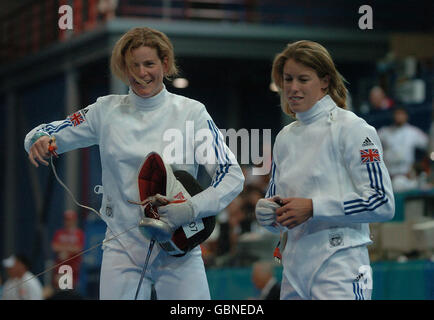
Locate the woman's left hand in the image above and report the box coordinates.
[275,198,313,229]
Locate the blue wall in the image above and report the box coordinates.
[206,260,434,300]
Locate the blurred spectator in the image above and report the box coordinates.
[378,107,429,190]
[240,184,266,234]
[242,165,272,194]
[206,174,277,267]
[1,254,43,300]
[369,86,394,111]
[251,261,280,300]
[98,0,118,21]
[216,196,249,257]
[244,184,265,203]
[51,210,85,289]
[201,186,262,267]
[204,176,271,267]
[200,221,221,267]
[242,184,264,215]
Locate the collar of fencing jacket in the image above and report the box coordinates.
[129,84,168,111]
[296,94,336,125]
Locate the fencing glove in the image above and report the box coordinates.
[255,196,284,234]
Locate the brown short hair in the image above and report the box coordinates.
[271,40,348,117]
[110,27,178,85]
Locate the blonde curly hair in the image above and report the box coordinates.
[110,27,179,87]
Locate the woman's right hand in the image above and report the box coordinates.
[28,135,57,167]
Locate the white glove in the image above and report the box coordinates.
[255,196,284,234]
[158,198,196,231]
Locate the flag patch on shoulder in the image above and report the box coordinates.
[360,149,380,163]
[68,110,86,127]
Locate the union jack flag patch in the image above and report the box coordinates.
[68,111,85,127]
[360,149,380,163]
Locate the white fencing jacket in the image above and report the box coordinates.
[266,95,395,298]
[24,86,244,265]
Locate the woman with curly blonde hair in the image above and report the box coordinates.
[25,27,244,300]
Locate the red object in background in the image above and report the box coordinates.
[52,226,85,287]
[73,0,83,35]
[85,0,98,30]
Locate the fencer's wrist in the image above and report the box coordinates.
[186,199,196,222]
[176,200,195,229]
[159,199,196,231]
[30,131,50,146]
[187,196,202,220]
[264,223,283,234]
